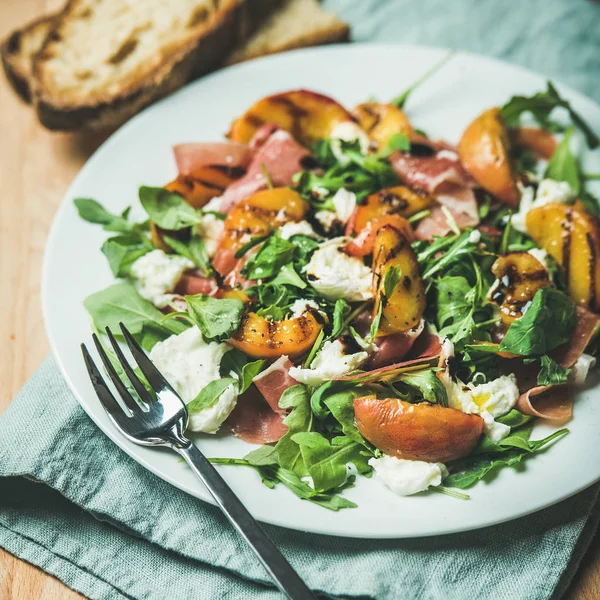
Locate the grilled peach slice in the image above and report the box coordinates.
[351,102,413,150]
[354,396,484,462]
[526,202,600,310]
[490,252,551,324]
[511,126,557,160]
[228,90,352,146]
[230,311,323,359]
[458,107,519,207]
[217,188,310,255]
[372,225,426,334]
[345,214,414,257]
[164,166,241,209]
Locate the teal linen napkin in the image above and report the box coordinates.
[3,0,600,597]
[1,358,600,600]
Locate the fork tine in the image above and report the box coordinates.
[104,327,154,409]
[119,323,175,394]
[81,343,131,422]
[91,333,140,414]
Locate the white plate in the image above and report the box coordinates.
[42,44,600,538]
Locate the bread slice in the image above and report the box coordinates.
[226,0,349,65]
[1,14,55,102]
[30,0,280,131]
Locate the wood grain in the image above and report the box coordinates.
[0,1,598,598]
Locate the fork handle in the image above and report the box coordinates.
[176,443,317,600]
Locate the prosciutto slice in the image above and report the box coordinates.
[516,386,573,422]
[365,321,425,369]
[219,129,310,213]
[174,273,218,296]
[173,142,251,175]
[227,386,288,444]
[253,356,297,413]
[552,307,600,368]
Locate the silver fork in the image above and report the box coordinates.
[81,323,317,600]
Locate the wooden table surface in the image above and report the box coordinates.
[1,1,600,598]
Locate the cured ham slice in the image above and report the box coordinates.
[253,356,297,413]
[219,129,310,213]
[365,321,425,369]
[552,307,600,368]
[173,142,251,175]
[516,386,573,422]
[227,386,288,444]
[174,273,218,296]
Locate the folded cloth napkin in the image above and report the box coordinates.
[3,1,600,598]
[1,358,600,600]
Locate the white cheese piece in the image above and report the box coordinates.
[195,213,224,257]
[368,455,448,496]
[149,328,236,433]
[315,209,338,232]
[306,238,373,301]
[441,373,519,443]
[330,121,370,157]
[290,298,320,318]
[331,188,357,224]
[130,249,194,308]
[571,353,597,386]
[202,196,224,212]
[512,178,574,233]
[289,339,369,386]
[278,220,319,240]
[468,229,482,244]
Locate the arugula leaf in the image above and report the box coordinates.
[242,236,296,280]
[187,378,236,413]
[370,265,403,340]
[496,409,533,429]
[184,294,245,342]
[74,198,141,233]
[239,359,267,394]
[501,81,599,149]
[499,287,577,356]
[329,299,351,340]
[399,369,449,407]
[444,428,569,489]
[101,234,151,277]
[290,432,372,492]
[244,445,279,466]
[274,385,313,475]
[163,234,213,276]
[139,186,202,230]
[544,127,580,195]
[376,133,411,158]
[321,384,368,444]
[84,283,186,343]
[269,263,307,289]
[537,355,571,386]
[234,235,269,259]
[436,276,475,344]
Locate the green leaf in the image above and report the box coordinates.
[239,359,267,394]
[163,234,213,276]
[187,378,236,413]
[139,186,202,230]
[290,432,372,492]
[242,236,296,280]
[544,127,580,195]
[101,235,150,277]
[184,294,245,342]
[383,265,403,299]
[537,355,571,386]
[436,275,475,345]
[496,409,533,429]
[84,284,186,341]
[369,302,384,341]
[377,133,411,158]
[274,385,313,475]
[400,369,449,407]
[499,287,577,356]
[234,235,269,259]
[329,299,351,340]
[321,384,368,444]
[244,445,279,466]
[269,263,307,289]
[74,198,135,232]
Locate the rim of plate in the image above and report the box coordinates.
[41,43,600,538]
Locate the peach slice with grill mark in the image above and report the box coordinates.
[354,396,484,463]
[229,311,323,359]
[458,107,518,207]
[228,89,353,147]
[525,201,600,310]
[371,225,426,335]
[351,102,413,150]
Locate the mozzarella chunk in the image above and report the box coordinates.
[195,213,224,256]
[278,220,319,240]
[130,249,194,308]
[330,121,370,157]
[571,353,597,386]
[290,298,320,318]
[289,339,369,386]
[441,373,519,443]
[306,238,373,301]
[202,196,224,212]
[149,328,236,433]
[315,209,338,232]
[331,188,357,224]
[368,455,448,496]
[512,178,574,233]
[468,229,481,244]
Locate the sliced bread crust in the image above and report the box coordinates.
[31,0,279,131]
[1,14,55,102]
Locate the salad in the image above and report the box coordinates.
[76,74,600,510]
